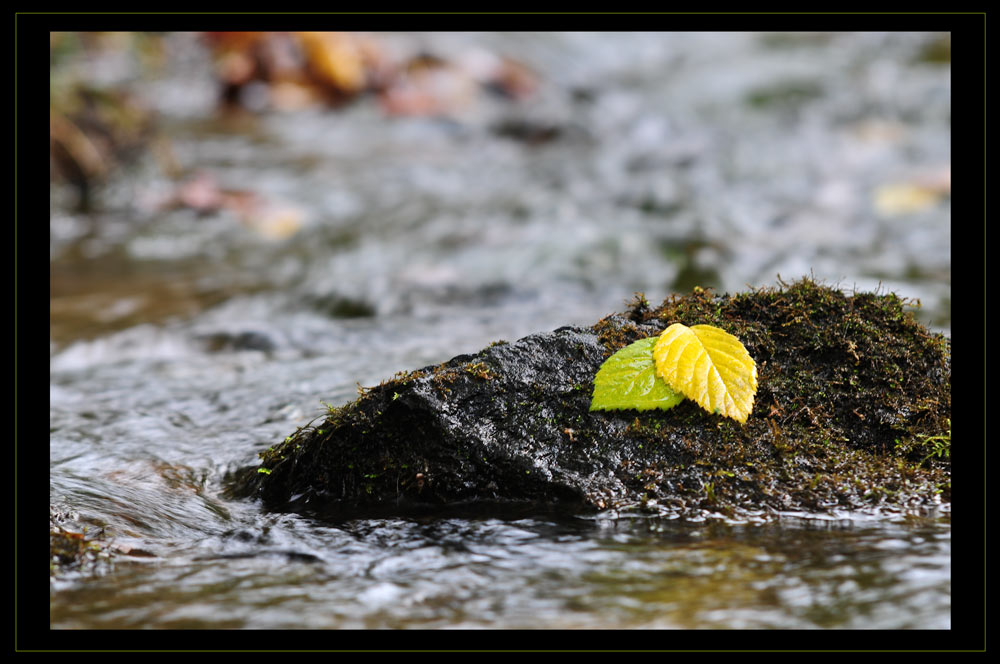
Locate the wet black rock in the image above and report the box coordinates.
[231,279,951,520]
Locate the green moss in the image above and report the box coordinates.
[594,315,642,354]
[896,419,951,468]
[465,361,499,380]
[608,277,950,515]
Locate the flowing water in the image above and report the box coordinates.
[48,32,951,630]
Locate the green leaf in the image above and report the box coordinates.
[652,323,757,423]
[590,337,685,412]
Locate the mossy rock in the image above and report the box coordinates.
[229,278,951,520]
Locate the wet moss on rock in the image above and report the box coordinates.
[229,278,951,520]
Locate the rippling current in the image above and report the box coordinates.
[48,32,952,632]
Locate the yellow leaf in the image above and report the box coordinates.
[873,182,942,217]
[652,323,758,423]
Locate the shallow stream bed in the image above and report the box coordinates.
[48,31,951,631]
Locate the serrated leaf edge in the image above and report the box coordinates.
[653,323,757,423]
[590,337,685,412]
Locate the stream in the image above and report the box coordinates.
[49,31,951,631]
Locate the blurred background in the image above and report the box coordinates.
[49,32,953,630]
[50,31,950,360]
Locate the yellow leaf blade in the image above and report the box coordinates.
[652,323,758,423]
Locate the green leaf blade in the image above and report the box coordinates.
[590,337,685,412]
